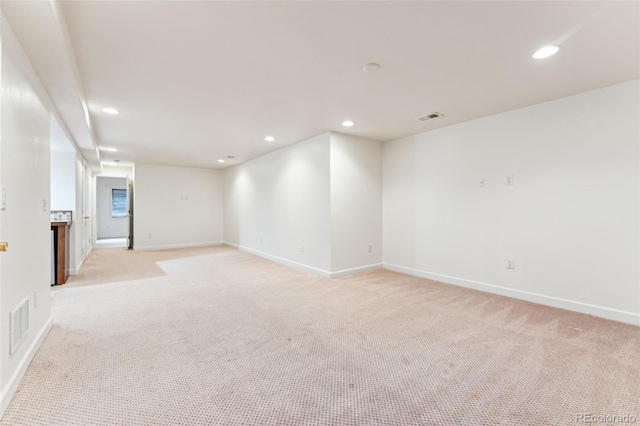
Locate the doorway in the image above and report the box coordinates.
[96,176,129,248]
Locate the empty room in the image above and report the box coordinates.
[0,1,638,425]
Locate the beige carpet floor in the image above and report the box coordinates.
[2,246,639,425]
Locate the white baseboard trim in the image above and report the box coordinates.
[133,241,223,251]
[225,243,382,279]
[235,244,332,278]
[383,263,640,326]
[330,263,383,278]
[69,258,84,276]
[1,316,53,418]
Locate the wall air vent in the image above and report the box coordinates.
[10,297,29,355]
[418,112,444,122]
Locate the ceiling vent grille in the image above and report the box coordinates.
[418,112,444,122]
[10,297,29,355]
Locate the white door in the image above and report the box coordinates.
[81,162,91,258]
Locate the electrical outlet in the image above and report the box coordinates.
[506,175,515,186]
[1,186,6,211]
[148,234,152,239]
[506,258,515,270]
[260,237,263,243]
[368,244,373,253]
[479,177,486,188]
[300,244,305,253]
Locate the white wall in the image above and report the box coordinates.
[97,164,133,180]
[0,16,53,415]
[96,176,128,239]
[383,79,640,325]
[330,134,382,275]
[50,150,76,211]
[134,164,223,250]
[224,133,332,274]
[223,132,383,277]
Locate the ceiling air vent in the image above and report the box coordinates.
[418,112,444,122]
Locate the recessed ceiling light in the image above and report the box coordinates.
[103,107,119,115]
[342,120,355,127]
[100,147,118,152]
[265,136,275,142]
[363,63,381,73]
[532,46,559,59]
[217,159,225,163]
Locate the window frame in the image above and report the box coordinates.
[111,188,128,219]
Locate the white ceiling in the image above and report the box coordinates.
[1,0,103,169]
[15,1,640,169]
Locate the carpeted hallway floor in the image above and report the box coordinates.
[1,246,639,425]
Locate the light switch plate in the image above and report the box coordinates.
[1,186,6,211]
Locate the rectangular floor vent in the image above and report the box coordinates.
[10,297,29,355]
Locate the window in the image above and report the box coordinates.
[111,188,128,218]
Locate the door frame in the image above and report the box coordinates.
[81,161,92,259]
[127,178,134,250]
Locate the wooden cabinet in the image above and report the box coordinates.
[51,222,70,285]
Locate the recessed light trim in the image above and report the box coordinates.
[264,136,275,142]
[217,159,225,163]
[103,107,120,115]
[532,46,559,59]
[342,120,355,127]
